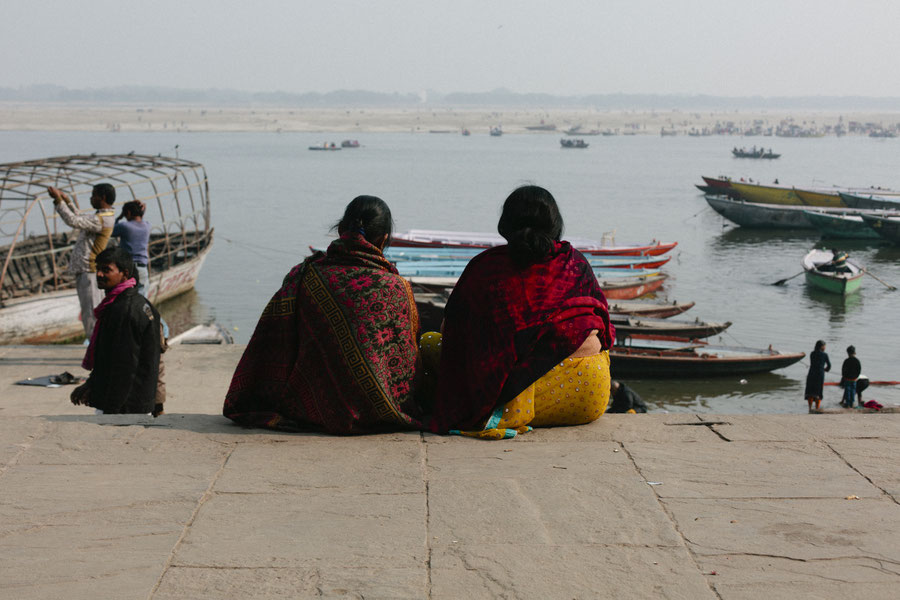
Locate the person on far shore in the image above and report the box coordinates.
[70,247,162,414]
[840,345,862,408]
[804,340,830,413]
[48,184,117,337]
[222,195,424,434]
[428,185,616,439]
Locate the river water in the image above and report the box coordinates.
[3,129,899,413]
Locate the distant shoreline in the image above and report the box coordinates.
[2,104,900,135]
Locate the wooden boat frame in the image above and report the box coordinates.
[0,154,212,343]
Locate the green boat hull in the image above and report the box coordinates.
[805,270,863,295]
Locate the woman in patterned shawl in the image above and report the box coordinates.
[223,196,424,434]
[428,185,616,439]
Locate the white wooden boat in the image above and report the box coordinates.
[391,229,677,256]
[0,154,213,344]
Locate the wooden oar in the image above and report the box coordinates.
[849,261,897,291]
[772,271,805,286]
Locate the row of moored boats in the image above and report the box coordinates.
[699,175,900,296]
[380,229,805,378]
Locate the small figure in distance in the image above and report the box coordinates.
[840,345,862,408]
[804,340,830,413]
[48,184,117,337]
[70,247,162,414]
[608,380,649,413]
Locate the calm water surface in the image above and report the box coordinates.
[3,130,899,413]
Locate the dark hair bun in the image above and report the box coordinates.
[498,186,563,267]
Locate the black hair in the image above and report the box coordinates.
[333,195,394,248]
[814,340,826,352]
[497,185,564,267]
[847,345,856,355]
[96,247,136,284]
[93,183,116,205]
[123,200,145,217]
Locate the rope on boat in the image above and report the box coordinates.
[221,236,298,257]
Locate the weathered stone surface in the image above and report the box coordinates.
[427,441,683,547]
[154,566,426,599]
[214,437,424,495]
[665,498,900,561]
[174,492,426,568]
[697,555,900,600]
[717,414,900,442]
[627,440,882,498]
[826,437,900,498]
[1,346,898,599]
[430,544,717,600]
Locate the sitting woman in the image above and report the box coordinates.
[223,196,424,434]
[427,185,616,439]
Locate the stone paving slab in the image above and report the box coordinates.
[430,544,717,600]
[697,555,900,600]
[665,498,900,561]
[174,491,426,569]
[154,566,426,599]
[626,440,883,499]
[2,345,899,599]
[828,437,900,498]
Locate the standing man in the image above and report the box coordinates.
[48,184,117,337]
[840,345,862,408]
[70,247,161,414]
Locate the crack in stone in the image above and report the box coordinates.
[621,441,725,600]
[421,432,432,600]
[0,422,49,480]
[824,441,899,506]
[147,444,237,600]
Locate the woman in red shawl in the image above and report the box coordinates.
[428,186,615,439]
[223,196,424,434]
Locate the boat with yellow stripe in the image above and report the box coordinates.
[730,181,900,208]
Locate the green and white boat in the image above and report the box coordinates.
[802,249,863,295]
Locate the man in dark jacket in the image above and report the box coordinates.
[840,345,862,408]
[70,247,161,414]
[608,380,649,413]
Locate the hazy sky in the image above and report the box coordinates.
[4,0,900,97]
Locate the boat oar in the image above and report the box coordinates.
[772,271,805,286]
[850,262,897,291]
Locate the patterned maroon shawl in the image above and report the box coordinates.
[429,241,615,432]
[223,233,424,434]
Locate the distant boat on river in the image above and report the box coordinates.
[560,138,589,149]
[732,146,780,159]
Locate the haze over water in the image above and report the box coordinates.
[3,130,899,414]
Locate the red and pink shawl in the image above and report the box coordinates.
[223,234,424,434]
[429,241,615,432]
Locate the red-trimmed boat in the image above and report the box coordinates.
[610,334,805,378]
[392,229,677,257]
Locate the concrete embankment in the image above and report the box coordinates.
[1,345,898,599]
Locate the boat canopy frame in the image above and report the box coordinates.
[0,154,211,305]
